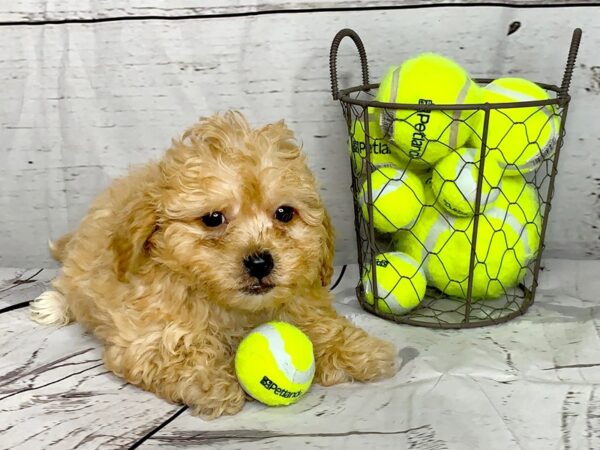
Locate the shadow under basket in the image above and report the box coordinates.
[329,27,582,329]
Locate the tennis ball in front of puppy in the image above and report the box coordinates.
[431,147,503,217]
[359,166,425,233]
[235,321,315,406]
[362,252,426,314]
[376,54,483,169]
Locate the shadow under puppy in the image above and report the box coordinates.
[31,111,396,419]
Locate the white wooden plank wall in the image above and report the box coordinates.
[1,1,599,22]
[0,2,599,267]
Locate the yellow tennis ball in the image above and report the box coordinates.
[235,321,315,406]
[362,252,426,314]
[393,189,450,267]
[395,179,534,299]
[431,147,503,217]
[392,173,439,265]
[376,54,483,169]
[359,166,425,233]
[348,108,425,174]
[470,77,560,175]
[490,175,542,267]
[424,213,525,299]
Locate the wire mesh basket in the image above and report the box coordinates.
[329,27,582,329]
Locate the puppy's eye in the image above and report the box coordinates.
[201,211,225,228]
[274,206,295,223]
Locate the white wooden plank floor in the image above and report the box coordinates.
[0,268,58,310]
[1,260,599,449]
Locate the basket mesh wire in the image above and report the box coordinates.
[330,28,582,328]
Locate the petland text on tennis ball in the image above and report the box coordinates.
[376,53,483,169]
[348,107,401,173]
[235,321,315,406]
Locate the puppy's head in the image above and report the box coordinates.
[114,111,334,311]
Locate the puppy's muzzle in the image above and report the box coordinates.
[243,251,274,280]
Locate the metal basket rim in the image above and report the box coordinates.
[338,79,566,111]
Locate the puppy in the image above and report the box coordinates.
[31,111,396,419]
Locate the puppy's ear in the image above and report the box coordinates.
[110,190,158,281]
[319,209,336,287]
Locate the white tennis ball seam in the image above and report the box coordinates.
[485,83,558,172]
[485,83,538,103]
[389,66,401,103]
[421,212,456,279]
[453,148,478,199]
[253,323,315,385]
[485,207,535,259]
[379,66,402,140]
[447,148,502,214]
[394,252,426,276]
[449,78,474,149]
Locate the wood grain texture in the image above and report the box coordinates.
[0,7,599,267]
[1,1,598,22]
[0,259,599,449]
[0,309,180,450]
[0,268,57,309]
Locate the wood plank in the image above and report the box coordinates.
[0,308,180,450]
[1,1,598,23]
[0,259,598,448]
[0,268,29,289]
[0,268,57,309]
[0,7,598,268]
[142,382,600,450]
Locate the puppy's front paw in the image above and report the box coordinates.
[314,357,353,386]
[345,334,397,382]
[187,375,246,419]
[315,332,396,386]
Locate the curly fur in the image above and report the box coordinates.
[31,111,396,419]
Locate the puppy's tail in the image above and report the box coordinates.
[49,232,73,262]
[30,291,74,326]
[32,233,75,326]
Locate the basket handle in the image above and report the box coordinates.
[329,28,370,100]
[559,28,583,104]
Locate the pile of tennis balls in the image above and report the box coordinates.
[350,52,557,313]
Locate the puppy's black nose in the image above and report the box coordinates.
[243,251,274,280]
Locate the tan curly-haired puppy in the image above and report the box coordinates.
[31,111,396,419]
